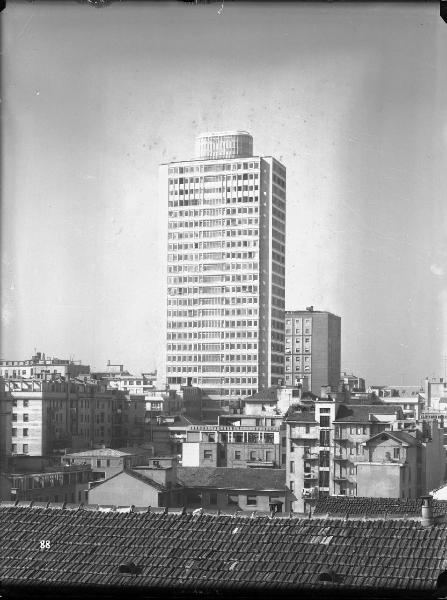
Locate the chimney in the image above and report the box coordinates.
[421,496,434,527]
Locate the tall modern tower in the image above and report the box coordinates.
[161,131,286,401]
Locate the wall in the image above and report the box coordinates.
[185,487,285,513]
[88,472,161,506]
[356,463,403,497]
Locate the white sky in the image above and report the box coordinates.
[2,1,447,386]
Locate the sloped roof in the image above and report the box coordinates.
[2,505,447,592]
[65,448,135,458]
[90,469,166,492]
[244,386,279,402]
[365,430,421,447]
[177,467,286,491]
[334,404,402,423]
[313,496,447,517]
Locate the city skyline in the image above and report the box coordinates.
[2,2,447,385]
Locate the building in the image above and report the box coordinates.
[162,131,286,401]
[182,421,282,468]
[285,308,341,395]
[63,447,153,480]
[285,396,445,513]
[3,377,128,456]
[4,498,447,595]
[0,351,90,380]
[177,466,288,513]
[424,377,447,411]
[88,456,181,507]
[0,464,95,504]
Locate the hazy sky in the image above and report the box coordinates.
[2,1,447,386]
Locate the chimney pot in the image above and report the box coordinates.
[421,495,434,527]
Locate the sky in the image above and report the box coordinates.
[1,1,447,386]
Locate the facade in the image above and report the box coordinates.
[0,351,90,380]
[182,422,282,468]
[286,397,445,513]
[63,447,152,480]
[162,131,286,400]
[88,456,181,507]
[284,309,341,395]
[0,464,94,504]
[3,377,129,456]
[178,466,287,512]
[424,377,447,411]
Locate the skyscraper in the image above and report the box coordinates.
[284,309,341,396]
[161,131,286,401]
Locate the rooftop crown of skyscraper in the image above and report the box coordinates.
[195,131,253,160]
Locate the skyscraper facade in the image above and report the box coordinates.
[284,309,341,396]
[161,131,286,400]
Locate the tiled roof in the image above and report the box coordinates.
[244,386,279,402]
[334,404,403,423]
[177,467,286,491]
[1,505,447,592]
[313,496,447,517]
[65,448,134,458]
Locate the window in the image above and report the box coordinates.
[319,471,329,487]
[209,492,217,506]
[320,430,330,446]
[106,460,111,467]
[96,460,102,467]
[23,414,29,422]
[203,450,213,459]
[290,461,294,473]
[319,451,330,467]
[249,451,256,460]
[320,416,330,428]
[12,428,17,437]
[23,428,28,437]
[23,444,29,454]
[11,443,17,453]
[246,495,257,506]
[394,447,400,460]
[23,400,29,407]
[290,481,295,493]
[228,494,239,506]
[266,451,272,461]
[12,414,17,422]
[234,450,241,460]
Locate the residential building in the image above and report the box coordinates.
[3,377,128,456]
[162,130,286,400]
[285,395,445,512]
[284,308,341,395]
[182,421,282,468]
[340,372,366,394]
[0,464,95,504]
[177,467,288,512]
[63,447,153,480]
[88,456,181,507]
[424,377,447,411]
[0,351,90,380]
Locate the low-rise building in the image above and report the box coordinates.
[177,467,288,513]
[63,447,153,480]
[0,464,95,504]
[0,351,90,380]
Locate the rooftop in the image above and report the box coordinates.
[177,467,286,491]
[1,504,447,594]
[313,496,447,518]
[334,404,403,423]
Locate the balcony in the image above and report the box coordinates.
[291,430,318,440]
[302,488,318,500]
[333,454,348,461]
[303,452,319,460]
[333,474,348,482]
[303,471,318,480]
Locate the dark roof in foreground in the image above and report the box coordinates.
[314,496,447,517]
[177,467,286,490]
[2,503,447,595]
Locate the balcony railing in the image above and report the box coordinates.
[303,452,319,460]
[302,489,318,500]
[333,454,348,461]
[303,471,318,480]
